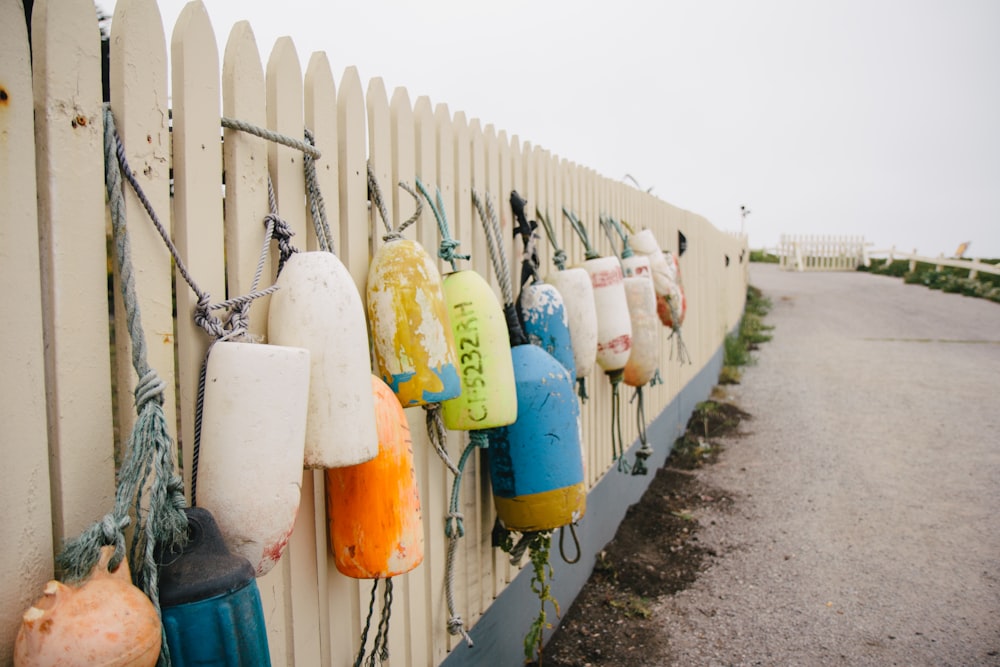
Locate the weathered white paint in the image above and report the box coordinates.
[548,267,599,380]
[582,255,633,373]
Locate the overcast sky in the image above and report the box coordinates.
[106,0,1000,258]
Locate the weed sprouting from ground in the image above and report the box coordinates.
[720,286,773,383]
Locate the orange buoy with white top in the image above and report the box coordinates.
[326,376,423,578]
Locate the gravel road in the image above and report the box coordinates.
[656,264,1000,666]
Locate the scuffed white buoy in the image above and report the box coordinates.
[621,255,660,387]
[268,252,378,468]
[583,255,632,373]
[547,267,598,382]
[195,341,310,577]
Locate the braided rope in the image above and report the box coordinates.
[221,116,321,158]
[303,127,335,254]
[367,162,423,242]
[471,189,513,305]
[563,207,599,260]
[537,209,568,271]
[415,177,469,270]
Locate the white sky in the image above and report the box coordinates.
[106,0,1000,258]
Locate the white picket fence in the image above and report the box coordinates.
[778,234,866,271]
[864,247,1000,278]
[1,1,748,664]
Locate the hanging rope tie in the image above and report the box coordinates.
[563,207,600,261]
[600,215,633,260]
[558,520,582,564]
[367,161,422,242]
[473,189,527,346]
[415,177,470,271]
[55,105,190,667]
[629,387,653,476]
[537,209,568,271]
[221,116,322,159]
[354,578,394,667]
[302,127,336,254]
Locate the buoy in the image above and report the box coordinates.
[488,343,587,531]
[546,267,598,378]
[583,254,632,372]
[326,376,423,578]
[476,190,586,533]
[367,237,461,407]
[517,282,576,377]
[510,193,576,377]
[622,256,660,388]
[658,250,687,328]
[15,547,160,667]
[268,251,378,468]
[441,269,518,430]
[195,341,310,577]
[158,508,271,666]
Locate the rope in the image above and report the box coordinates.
[367,161,422,242]
[630,387,653,476]
[537,208,568,271]
[415,177,469,270]
[472,188,528,346]
[608,370,630,473]
[191,176,284,504]
[303,127,335,254]
[443,432,487,647]
[600,214,632,260]
[221,116,321,158]
[577,377,589,402]
[354,579,379,667]
[562,207,599,260]
[558,521,582,564]
[57,105,190,667]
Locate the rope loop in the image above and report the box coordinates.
[368,162,423,241]
[537,209,567,271]
[303,127,335,254]
[134,369,166,412]
[563,207,599,260]
[558,521,582,564]
[415,177,469,270]
[221,116,321,158]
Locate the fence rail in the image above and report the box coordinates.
[864,247,1000,278]
[1,1,747,665]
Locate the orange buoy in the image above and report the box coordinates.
[326,376,423,578]
[15,547,160,667]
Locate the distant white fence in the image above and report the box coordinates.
[864,247,1000,278]
[778,234,866,271]
[1,1,748,665]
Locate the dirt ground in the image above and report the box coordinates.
[539,401,749,667]
[538,265,1000,667]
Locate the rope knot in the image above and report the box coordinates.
[133,369,166,411]
[438,237,469,265]
[266,212,298,273]
[194,293,226,339]
[553,248,568,271]
[445,511,465,539]
[447,615,474,646]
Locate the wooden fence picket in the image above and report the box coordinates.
[1,4,53,661]
[28,0,115,552]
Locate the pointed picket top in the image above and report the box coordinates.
[434,103,455,276]
[389,86,417,239]
[222,19,271,340]
[469,119,488,275]
[367,76,394,250]
[337,66,368,289]
[266,36,307,241]
[413,95,440,255]
[171,0,224,503]
[304,51,338,253]
[109,0,176,451]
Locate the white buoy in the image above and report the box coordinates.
[629,229,673,298]
[268,252,379,468]
[583,255,632,372]
[195,341,310,577]
[547,267,598,381]
[622,257,660,387]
